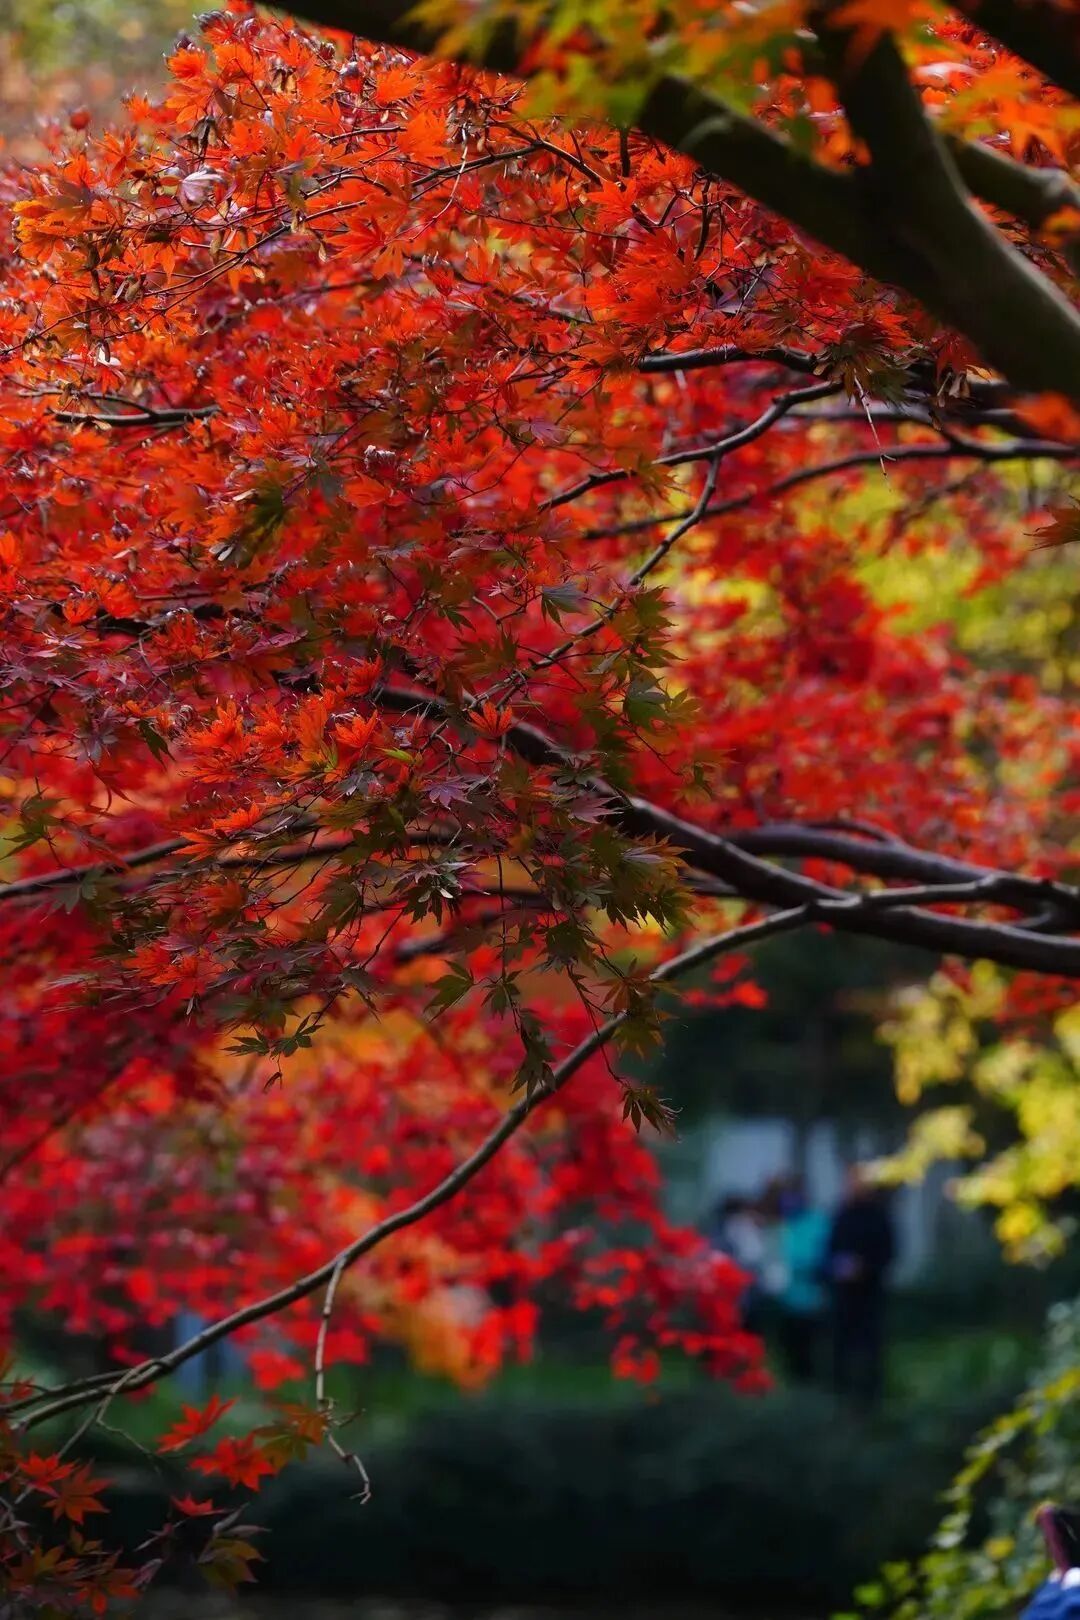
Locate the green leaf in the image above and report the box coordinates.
[136,717,172,761]
[426,964,473,1014]
[540,581,588,624]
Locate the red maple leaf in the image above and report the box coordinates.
[157,1394,236,1454]
[48,1464,108,1524]
[171,1493,221,1517]
[191,1436,277,1490]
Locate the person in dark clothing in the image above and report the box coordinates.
[826,1165,896,1409]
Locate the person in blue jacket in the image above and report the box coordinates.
[770,1174,829,1384]
[1024,1505,1080,1617]
[1025,1576,1080,1618]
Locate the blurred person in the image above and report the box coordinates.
[711,1193,767,1332]
[1024,1505,1080,1617]
[771,1174,829,1384]
[713,1193,766,1271]
[827,1164,897,1409]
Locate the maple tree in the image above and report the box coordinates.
[0,0,1077,1608]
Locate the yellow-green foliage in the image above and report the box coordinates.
[0,0,190,68]
[846,1300,1080,1620]
[877,969,1080,1263]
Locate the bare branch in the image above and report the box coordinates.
[541,379,840,514]
[583,437,1078,544]
[730,823,1078,904]
[52,404,219,429]
[16,907,807,1430]
[637,344,822,378]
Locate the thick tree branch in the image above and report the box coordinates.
[955,0,1080,100]
[619,796,1080,975]
[817,21,1080,396]
[946,134,1080,244]
[272,0,1080,402]
[731,823,1080,921]
[635,76,960,332]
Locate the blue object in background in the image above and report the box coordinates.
[173,1308,245,1395]
[779,1205,829,1315]
[1023,1578,1080,1617]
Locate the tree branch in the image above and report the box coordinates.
[541,379,840,513]
[946,134,1080,246]
[374,684,1080,976]
[637,344,822,378]
[0,829,440,907]
[955,0,1080,100]
[15,907,805,1430]
[272,0,1080,401]
[733,823,1080,921]
[816,19,1080,396]
[51,404,218,429]
[634,75,958,328]
[582,437,1077,543]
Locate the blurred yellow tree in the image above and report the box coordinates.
[877,966,1080,1262]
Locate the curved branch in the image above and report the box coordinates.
[15,687,1080,978]
[582,436,1077,543]
[636,348,1056,433]
[541,379,839,513]
[620,794,1080,975]
[524,379,838,680]
[16,907,806,1430]
[51,404,219,429]
[637,344,822,378]
[732,823,1080,921]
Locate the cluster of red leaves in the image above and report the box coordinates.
[0,2,1073,1607]
[0,1370,136,1615]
